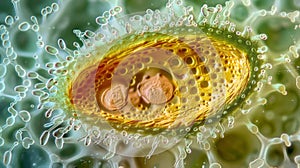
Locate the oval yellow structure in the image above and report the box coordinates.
[68,27,253,131]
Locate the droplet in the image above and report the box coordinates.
[19,110,31,122]
[46,78,57,89]
[1,33,9,41]
[14,85,28,93]
[227,116,235,128]
[296,76,300,89]
[45,45,58,55]
[3,151,12,165]
[7,107,17,116]
[84,30,95,38]
[43,123,53,129]
[15,65,26,77]
[41,8,47,16]
[18,22,31,31]
[30,16,38,24]
[57,39,66,50]
[96,16,107,25]
[2,58,10,65]
[6,116,15,126]
[73,42,80,49]
[73,29,82,37]
[11,0,20,4]
[34,83,46,89]
[241,0,251,6]
[8,52,17,60]
[52,128,65,139]
[295,155,300,164]
[45,6,52,14]
[84,136,91,146]
[210,163,222,168]
[22,137,34,149]
[2,40,11,48]
[51,3,59,12]
[55,138,64,149]
[248,123,259,134]
[5,15,14,26]
[36,40,44,48]
[40,131,50,146]
[114,6,122,13]
[0,64,6,78]
[280,133,291,147]
[103,11,110,19]
[32,90,44,96]
[31,24,40,32]
[0,81,5,92]
[15,130,22,141]
[249,158,264,168]
[0,137,4,146]
[6,47,14,56]
[45,109,54,118]
[23,80,31,89]
[27,72,38,79]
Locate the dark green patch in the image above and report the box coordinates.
[2,124,24,143]
[283,117,299,135]
[58,144,79,160]
[257,17,300,52]
[3,64,22,95]
[0,1,14,25]
[280,0,300,12]
[185,0,228,7]
[49,0,110,50]
[216,133,249,161]
[18,98,37,112]
[124,0,168,14]
[286,142,300,163]
[23,0,58,21]
[0,96,14,125]
[52,162,63,168]
[266,144,284,167]
[13,31,37,52]
[294,57,300,74]
[230,4,249,22]
[215,126,261,166]
[250,110,281,138]
[67,156,96,168]
[16,56,36,70]
[185,149,209,168]
[252,0,275,10]
[18,145,50,168]
[265,89,299,115]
